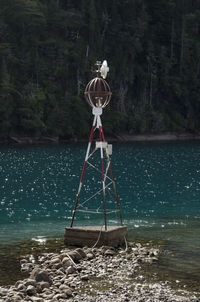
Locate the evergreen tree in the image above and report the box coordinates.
[0,0,199,139]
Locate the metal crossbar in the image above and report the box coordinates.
[87,161,112,182]
[76,209,119,214]
[87,147,97,160]
[77,181,113,208]
[70,113,123,229]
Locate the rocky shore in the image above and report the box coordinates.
[0,242,199,302]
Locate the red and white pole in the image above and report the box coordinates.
[97,115,107,230]
[70,114,97,228]
[101,127,123,226]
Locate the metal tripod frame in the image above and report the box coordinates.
[70,111,123,231]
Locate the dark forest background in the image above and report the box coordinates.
[0,0,200,140]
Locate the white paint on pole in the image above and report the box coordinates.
[77,182,82,196]
[85,142,91,161]
[93,114,97,126]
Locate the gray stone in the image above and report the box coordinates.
[63,288,73,297]
[0,288,7,296]
[24,279,36,287]
[76,265,82,272]
[21,263,34,273]
[86,253,94,260]
[26,285,36,296]
[62,257,71,268]
[53,262,63,269]
[104,249,115,256]
[30,297,44,302]
[17,284,26,292]
[59,284,69,291]
[53,293,64,299]
[20,259,28,265]
[38,281,50,290]
[66,265,77,275]
[10,295,21,302]
[68,250,82,261]
[75,248,87,259]
[68,282,76,288]
[30,269,52,285]
[41,293,54,300]
[50,257,61,266]
[81,274,89,281]
[15,281,22,288]
[56,268,65,276]
[150,249,159,257]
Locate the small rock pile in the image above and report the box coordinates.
[0,242,199,302]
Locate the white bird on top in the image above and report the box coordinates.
[100,60,109,79]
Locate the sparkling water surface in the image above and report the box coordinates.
[0,141,200,287]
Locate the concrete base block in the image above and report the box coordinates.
[64,226,127,247]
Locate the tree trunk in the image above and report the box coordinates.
[117,80,128,116]
[180,15,185,74]
[196,60,200,76]
[86,45,89,57]
[101,12,110,42]
[148,59,153,106]
[77,68,81,96]
[149,72,153,106]
[170,18,174,64]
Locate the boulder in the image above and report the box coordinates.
[62,257,71,268]
[30,269,52,285]
[68,250,82,262]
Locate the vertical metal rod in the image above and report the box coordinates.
[101,127,123,226]
[98,117,107,231]
[70,115,96,227]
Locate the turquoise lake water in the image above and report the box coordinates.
[0,141,200,288]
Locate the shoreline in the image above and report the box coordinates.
[0,132,200,145]
[0,241,199,302]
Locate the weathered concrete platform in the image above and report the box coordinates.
[64,226,127,247]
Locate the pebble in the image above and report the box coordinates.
[0,243,199,302]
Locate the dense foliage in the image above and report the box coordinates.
[0,0,200,139]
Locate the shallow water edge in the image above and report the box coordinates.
[1,241,199,302]
[0,236,200,298]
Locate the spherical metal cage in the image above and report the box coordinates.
[84,77,112,108]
